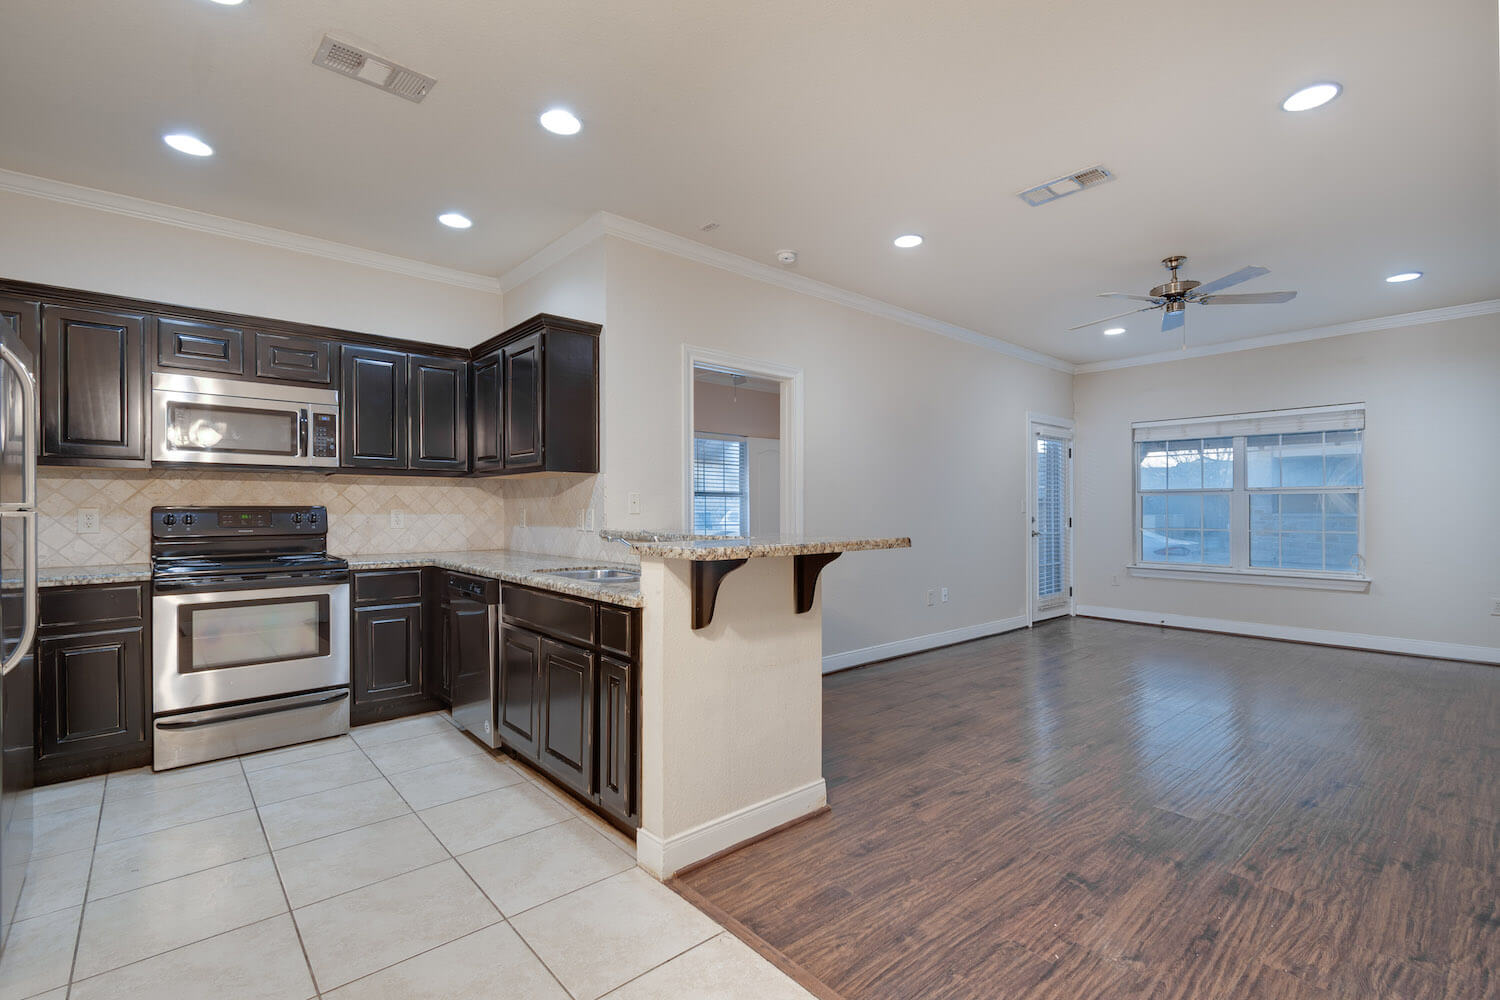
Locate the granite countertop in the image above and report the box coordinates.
[37,563,153,588]
[342,549,644,608]
[601,531,912,561]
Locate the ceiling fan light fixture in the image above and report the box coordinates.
[1281,82,1341,112]
[1385,271,1422,283]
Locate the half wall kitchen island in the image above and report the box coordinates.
[607,533,910,877]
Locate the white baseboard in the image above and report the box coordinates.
[635,778,827,879]
[1076,605,1500,665]
[821,616,1029,673]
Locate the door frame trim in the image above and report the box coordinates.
[681,346,805,535]
[1026,412,1075,627]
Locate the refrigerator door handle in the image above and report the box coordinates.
[1,511,37,677]
[0,336,38,511]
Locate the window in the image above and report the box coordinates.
[1132,405,1366,582]
[692,433,748,536]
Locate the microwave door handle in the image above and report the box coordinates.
[298,409,309,457]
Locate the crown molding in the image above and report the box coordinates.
[0,168,503,295]
[1074,298,1500,374]
[501,211,1076,373]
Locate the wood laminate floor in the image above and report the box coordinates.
[675,618,1500,1000]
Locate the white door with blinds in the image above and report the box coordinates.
[1030,421,1074,622]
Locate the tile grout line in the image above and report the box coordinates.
[61,785,106,997]
[594,931,732,999]
[245,755,326,1000]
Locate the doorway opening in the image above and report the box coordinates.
[1028,414,1075,624]
[683,348,803,537]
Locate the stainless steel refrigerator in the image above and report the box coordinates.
[0,322,37,957]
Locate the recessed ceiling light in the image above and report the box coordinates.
[437,212,473,230]
[1281,82,1341,112]
[1103,327,1126,336]
[162,133,213,157]
[207,0,245,6]
[893,234,923,248]
[1385,271,1422,283]
[539,108,581,136]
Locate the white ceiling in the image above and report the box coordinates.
[2,0,1496,365]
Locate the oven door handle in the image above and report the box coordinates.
[155,689,349,730]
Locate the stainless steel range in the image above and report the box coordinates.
[150,506,350,770]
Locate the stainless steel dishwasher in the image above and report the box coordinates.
[443,572,501,747]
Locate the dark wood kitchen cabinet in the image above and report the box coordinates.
[498,625,543,758]
[254,332,333,385]
[471,314,599,475]
[35,583,151,785]
[350,570,433,724]
[408,354,469,472]
[155,316,245,375]
[0,294,41,360]
[499,583,638,829]
[40,304,149,464]
[341,345,408,469]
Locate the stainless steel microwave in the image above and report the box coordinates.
[152,372,339,468]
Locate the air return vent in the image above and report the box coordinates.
[1017,165,1115,207]
[313,35,436,103]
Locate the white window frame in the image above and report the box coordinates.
[1128,406,1371,592]
[691,431,750,537]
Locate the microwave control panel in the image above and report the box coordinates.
[311,413,337,458]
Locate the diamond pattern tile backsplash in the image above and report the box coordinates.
[36,468,624,567]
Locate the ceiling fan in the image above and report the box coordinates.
[1070,255,1297,347]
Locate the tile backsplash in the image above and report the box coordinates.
[36,468,624,568]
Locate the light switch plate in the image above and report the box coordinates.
[77,509,100,534]
[941,587,950,603]
[1491,598,1500,616]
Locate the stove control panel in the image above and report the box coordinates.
[152,506,329,538]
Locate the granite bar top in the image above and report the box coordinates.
[37,563,153,588]
[342,549,644,608]
[601,531,912,561]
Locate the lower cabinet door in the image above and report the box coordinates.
[37,626,147,762]
[498,625,542,758]
[353,603,424,704]
[596,656,634,823]
[538,638,595,798]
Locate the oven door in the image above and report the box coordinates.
[151,375,339,468]
[153,579,350,713]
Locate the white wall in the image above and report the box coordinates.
[597,236,1073,661]
[1073,312,1500,661]
[0,189,502,347]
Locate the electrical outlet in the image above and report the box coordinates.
[628,492,642,516]
[519,508,526,528]
[77,509,99,534]
[580,507,595,532]
[927,589,936,607]
[1111,575,1120,587]
[1491,598,1500,616]
[389,510,405,530]
[941,587,950,603]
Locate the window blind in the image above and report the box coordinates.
[1133,404,1364,443]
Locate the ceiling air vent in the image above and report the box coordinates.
[313,35,436,103]
[1018,165,1115,207]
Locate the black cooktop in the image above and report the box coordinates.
[150,506,344,578]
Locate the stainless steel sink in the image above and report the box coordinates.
[539,567,641,583]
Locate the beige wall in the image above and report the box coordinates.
[0,189,502,348]
[1072,313,1500,659]
[597,237,1073,660]
[693,382,780,439]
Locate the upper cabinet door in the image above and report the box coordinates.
[41,305,148,463]
[255,332,334,385]
[408,354,469,472]
[502,332,543,470]
[471,350,502,473]
[155,317,245,375]
[0,294,41,361]
[340,345,408,469]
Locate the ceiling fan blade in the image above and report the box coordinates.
[1067,305,1159,332]
[1189,265,1269,298]
[1097,293,1163,303]
[1198,291,1298,305]
[1161,309,1185,334]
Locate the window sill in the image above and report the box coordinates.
[1126,564,1371,592]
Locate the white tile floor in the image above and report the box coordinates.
[0,713,815,1000]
